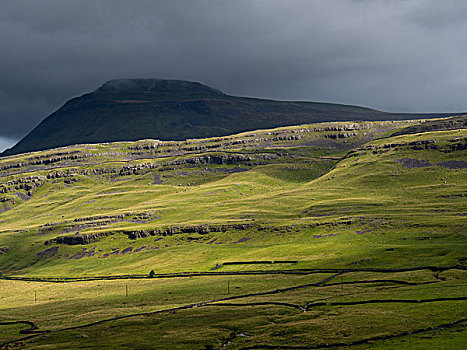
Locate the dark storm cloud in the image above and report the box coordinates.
[1,0,467,150]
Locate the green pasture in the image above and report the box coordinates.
[0,119,465,348]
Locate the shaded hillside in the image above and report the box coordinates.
[3,79,458,156]
[391,115,467,136]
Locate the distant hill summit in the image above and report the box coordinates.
[95,79,224,98]
[2,79,459,156]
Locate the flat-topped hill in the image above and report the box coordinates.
[3,79,459,156]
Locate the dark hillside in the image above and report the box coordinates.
[2,79,460,156]
[391,115,467,136]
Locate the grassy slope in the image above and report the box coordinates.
[0,119,465,276]
[0,118,465,348]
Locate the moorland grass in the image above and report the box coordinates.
[0,120,465,348]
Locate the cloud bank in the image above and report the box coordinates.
[1,0,466,150]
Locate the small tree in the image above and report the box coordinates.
[149,269,156,278]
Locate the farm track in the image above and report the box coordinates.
[1,266,466,348]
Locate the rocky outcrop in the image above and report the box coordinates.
[0,176,44,194]
[323,132,358,139]
[312,123,373,132]
[161,153,277,169]
[446,137,467,152]
[438,160,467,169]
[47,232,114,245]
[73,214,128,222]
[122,223,256,240]
[391,116,467,137]
[36,246,59,258]
[164,154,253,166]
[396,158,433,168]
[127,141,160,151]
[119,163,157,176]
[272,135,302,141]
[0,151,86,172]
[346,139,440,158]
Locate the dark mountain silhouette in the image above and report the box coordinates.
[2,79,460,156]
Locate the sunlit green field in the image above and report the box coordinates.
[1,269,465,349]
[0,119,465,348]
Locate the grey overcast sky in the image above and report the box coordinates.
[1,0,467,151]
